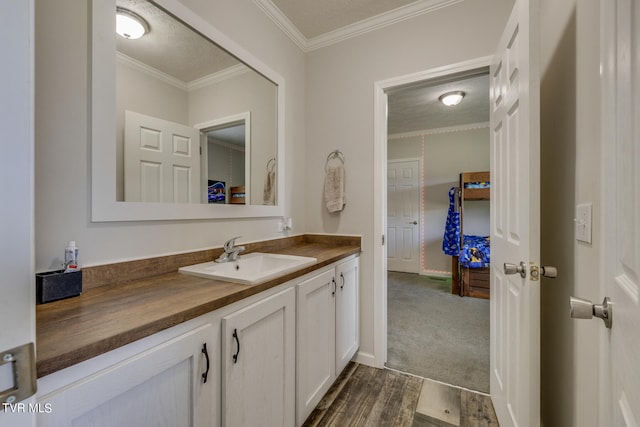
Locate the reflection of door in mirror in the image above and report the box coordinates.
[114,0,278,206]
[124,111,201,203]
[199,114,250,204]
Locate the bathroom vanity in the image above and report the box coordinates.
[35,235,360,427]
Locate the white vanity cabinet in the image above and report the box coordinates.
[37,320,218,427]
[335,257,360,374]
[221,287,296,427]
[296,256,359,426]
[35,252,358,427]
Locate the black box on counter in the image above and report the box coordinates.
[36,269,82,304]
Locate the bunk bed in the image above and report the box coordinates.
[448,171,491,299]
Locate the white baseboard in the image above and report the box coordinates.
[354,351,376,367]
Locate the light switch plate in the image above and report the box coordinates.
[575,203,592,243]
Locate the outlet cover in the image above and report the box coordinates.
[575,203,592,244]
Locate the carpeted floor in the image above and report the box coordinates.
[386,271,490,393]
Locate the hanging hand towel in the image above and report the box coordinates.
[263,170,276,205]
[324,164,346,213]
[442,187,461,256]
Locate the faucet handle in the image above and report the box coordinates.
[224,236,242,252]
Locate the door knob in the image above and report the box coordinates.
[504,261,527,278]
[408,221,417,225]
[570,296,612,329]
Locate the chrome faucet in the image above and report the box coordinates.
[215,236,246,263]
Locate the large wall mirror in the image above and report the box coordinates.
[92,0,284,221]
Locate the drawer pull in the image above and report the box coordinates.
[201,343,210,383]
[232,329,240,363]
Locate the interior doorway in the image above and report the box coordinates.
[383,65,492,392]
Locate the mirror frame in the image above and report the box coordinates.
[91,0,284,221]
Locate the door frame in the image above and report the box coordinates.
[373,56,492,367]
[195,111,252,204]
[386,157,423,274]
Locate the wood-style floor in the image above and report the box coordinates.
[304,363,499,427]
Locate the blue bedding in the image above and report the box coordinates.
[459,235,490,268]
[442,186,491,268]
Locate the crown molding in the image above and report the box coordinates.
[255,0,463,52]
[116,52,250,92]
[388,121,489,140]
[187,64,250,92]
[253,0,308,51]
[117,51,187,90]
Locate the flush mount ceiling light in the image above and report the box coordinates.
[439,91,465,107]
[116,8,149,40]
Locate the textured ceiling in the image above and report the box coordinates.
[387,72,490,135]
[116,0,239,82]
[270,0,418,38]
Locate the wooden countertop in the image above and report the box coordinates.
[36,235,361,378]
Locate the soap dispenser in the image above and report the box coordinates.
[64,240,79,272]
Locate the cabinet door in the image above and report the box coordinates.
[296,269,336,426]
[222,287,296,427]
[335,257,359,374]
[37,324,215,427]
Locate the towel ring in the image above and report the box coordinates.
[266,157,276,172]
[325,150,345,173]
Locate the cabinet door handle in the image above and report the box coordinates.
[232,329,240,363]
[201,343,210,383]
[331,278,336,296]
[340,272,345,290]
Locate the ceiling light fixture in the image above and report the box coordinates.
[439,91,465,107]
[116,8,149,40]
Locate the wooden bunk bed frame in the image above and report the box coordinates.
[451,171,490,299]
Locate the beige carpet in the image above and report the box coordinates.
[386,271,490,393]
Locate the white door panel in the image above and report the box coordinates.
[601,1,640,425]
[124,110,201,203]
[387,159,421,273]
[489,1,540,426]
[0,1,36,424]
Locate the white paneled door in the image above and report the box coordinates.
[124,111,201,203]
[387,159,421,273]
[489,1,540,426]
[601,1,640,425]
[0,0,37,425]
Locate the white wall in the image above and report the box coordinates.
[305,0,513,363]
[539,0,602,426]
[34,0,306,270]
[388,128,490,273]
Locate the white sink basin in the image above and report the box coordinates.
[178,252,317,285]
